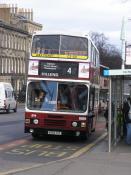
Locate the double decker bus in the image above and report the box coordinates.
[25,34,100,139]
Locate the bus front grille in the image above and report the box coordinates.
[44,119,66,127]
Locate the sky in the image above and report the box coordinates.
[1,0,131,49]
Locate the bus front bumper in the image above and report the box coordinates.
[25,127,87,137]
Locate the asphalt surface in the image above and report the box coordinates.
[0,114,107,175]
[6,138,130,175]
[1,111,130,175]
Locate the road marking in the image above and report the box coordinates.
[5,143,79,157]
[0,137,29,152]
[68,132,107,158]
[0,132,107,175]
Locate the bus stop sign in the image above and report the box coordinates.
[104,69,131,76]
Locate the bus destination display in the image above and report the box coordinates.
[39,61,78,78]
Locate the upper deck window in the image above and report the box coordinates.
[32,35,60,54]
[60,35,88,56]
[31,35,88,58]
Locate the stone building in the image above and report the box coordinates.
[0,4,42,95]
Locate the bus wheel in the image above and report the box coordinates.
[32,133,39,139]
[80,133,88,141]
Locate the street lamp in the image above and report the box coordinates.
[120,16,131,69]
[120,17,126,69]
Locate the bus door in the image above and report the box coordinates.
[88,86,97,132]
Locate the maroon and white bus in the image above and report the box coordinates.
[24,34,100,139]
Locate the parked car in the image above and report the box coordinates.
[0,82,17,113]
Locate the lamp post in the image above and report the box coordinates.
[120,16,131,69]
[120,16,126,69]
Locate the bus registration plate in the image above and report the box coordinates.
[48,131,62,135]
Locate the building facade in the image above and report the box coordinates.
[0,4,42,96]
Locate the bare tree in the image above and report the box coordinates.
[90,31,122,69]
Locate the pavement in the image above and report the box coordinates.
[7,113,131,175]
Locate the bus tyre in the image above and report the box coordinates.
[32,133,39,139]
[80,133,88,141]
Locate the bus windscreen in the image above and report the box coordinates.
[27,81,88,113]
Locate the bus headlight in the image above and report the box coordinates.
[33,119,39,125]
[81,122,86,128]
[72,121,78,127]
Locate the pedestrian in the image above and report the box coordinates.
[104,101,108,131]
[123,97,131,144]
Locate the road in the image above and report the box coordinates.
[0,107,27,144]
[0,106,106,175]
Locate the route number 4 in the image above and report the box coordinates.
[67,68,71,74]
